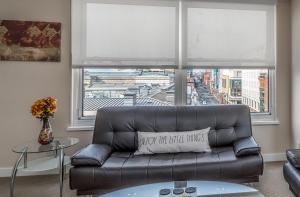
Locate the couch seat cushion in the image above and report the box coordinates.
[70,147,263,191]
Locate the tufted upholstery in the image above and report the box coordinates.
[283,149,300,196]
[93,105,252,150]
[70,105,263,196]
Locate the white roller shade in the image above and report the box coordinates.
[72,0,178,68]
[182,0,276,69]
[72,0,276,69]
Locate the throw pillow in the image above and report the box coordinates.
[134,128,211,155]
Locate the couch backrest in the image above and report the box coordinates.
[93,105,252,151]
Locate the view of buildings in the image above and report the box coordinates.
[187,69,269,113]
[83,68,269,116]
[83,69,175,116]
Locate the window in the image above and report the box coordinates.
[187,69,270,113]
[222,79,227,89]
[71,0,277,126]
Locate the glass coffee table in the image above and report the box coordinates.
[11,137,79,197]
[101,181,264,197]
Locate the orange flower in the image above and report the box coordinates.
[31,96,58,119]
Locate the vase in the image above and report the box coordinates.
[38,118,54,145]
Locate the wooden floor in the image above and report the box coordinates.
[0,162,294,197]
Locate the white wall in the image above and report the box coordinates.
[0,0,291,170]
[0,0,92,169]
[256,0,291,154]
[291,0,300,148]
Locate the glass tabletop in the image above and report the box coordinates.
[101,181,264,197]
[12,137,79,153]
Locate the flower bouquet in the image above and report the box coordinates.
[31,96,57,145]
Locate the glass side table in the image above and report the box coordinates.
[11,137,79,197]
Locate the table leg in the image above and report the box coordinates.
[54,140,60,158]
[10,148,27,197]
[23,151,27,168]
[59,147,65,197]
[64,165,67,179]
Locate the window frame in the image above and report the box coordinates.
[70,68,278,128]
[69,0,278,129]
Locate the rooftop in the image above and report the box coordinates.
[83,97,171,112]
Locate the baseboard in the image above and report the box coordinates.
[262,153,286,162]
[0,153,286,177]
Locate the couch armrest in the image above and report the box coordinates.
[233,137,261,157]
[287,149,300,168]
[71,144,112,167]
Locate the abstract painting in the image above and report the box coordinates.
[0,20,61,62]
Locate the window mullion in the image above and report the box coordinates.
[175,69,186,105]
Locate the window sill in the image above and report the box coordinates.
[252,120,280,126]
[66,125,94,131]
[67,120,280,132]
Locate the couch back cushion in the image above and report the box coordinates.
[93,105,252,151]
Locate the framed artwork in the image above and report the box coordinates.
[0,20,61,62]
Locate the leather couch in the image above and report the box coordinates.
[283,149,300,196]
[69,105,263,196]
